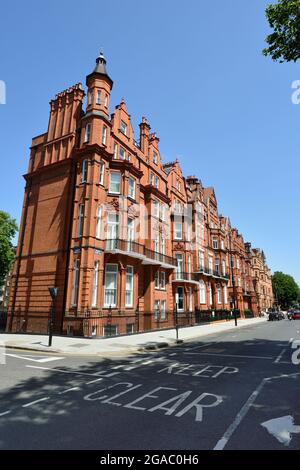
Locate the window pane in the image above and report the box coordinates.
[109,172,121,193]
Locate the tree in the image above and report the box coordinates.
[263,0,300,63]
[0,211,18,286]
[272,271,300,309]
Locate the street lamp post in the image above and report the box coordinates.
[174,293,179,342]
[48,287,58,347]
[108,304,112,337]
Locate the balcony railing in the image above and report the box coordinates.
[195,265,230,280]
[105,238,177,267]
[172,272,198,282]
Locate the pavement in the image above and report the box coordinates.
[0,316,267,356]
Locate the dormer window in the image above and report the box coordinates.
[96,90,101,104]
[153,151,158,164]
[120,120,127,135]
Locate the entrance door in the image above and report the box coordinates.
[176,286,184,311]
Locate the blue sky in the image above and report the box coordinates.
[0,0,299,284]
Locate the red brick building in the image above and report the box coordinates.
[8,53,270,337]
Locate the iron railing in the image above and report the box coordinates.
[105,238,177,267]
[195,265,230,280]
[172,272,198,282]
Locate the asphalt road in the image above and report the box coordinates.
[0,319,300,450]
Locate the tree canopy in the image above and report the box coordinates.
[0,211,18,286]
[272,271,300,309]
[263,0,300,63]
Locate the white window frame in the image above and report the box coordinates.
[120,120,127,135]
[154,271,160,289]
[176,286,184,311]
[71,259,80,306]
[128,177,135,199]
[96,206,102,239]
[174,221,182,240]
[81,159,88,183]
[161,300,166,320]
[208,256,213,274]
[125,266,134,307]
[99,161,104,185]
[159,203,165,221]
[160,271,166,290]
[200,280,206,304]
[78,204,84,238]
[109,171,121,194]
[113,142,118,159]
[102,125,107,145]
[153,151,158,164]
[213,238,218,249]
[92,261,99,307]
[96,90,101,104]
[153,199,159,218]
[85,123,91,143]
[175,253,183,279]
[189,287,193,312]
[199,251,205,270]
[104,264,118,307]
[224,285,228,304]
[217,285,222,304]
[119,147,126,160]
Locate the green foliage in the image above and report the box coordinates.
[272,271,300,309]
[263,0,300,62]
[0,211,18,286]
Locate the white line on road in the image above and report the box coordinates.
[274,349,287,364]
[85,378,104,385]
[58,387,81,395]
[4,353,65,363]
[0,410,11,417]
[26,365,116,377]
[214,380,267,450]
[213,371,300,450]
[22,397,50,408]
[184,352,273,360]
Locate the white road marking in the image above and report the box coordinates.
[4,353,65,363]
[274,349,287,364]
[26,365,119,378]
[85,378,104,385]
[0,410,11,417]
[58,387,80,395]
[261,415,300,446]
[214,380,266,450]
[184,352,273,360]
[214,371,300,450]
[22,397,50,408]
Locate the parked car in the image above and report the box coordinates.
[290,308,300,320]
[268,311,283,321]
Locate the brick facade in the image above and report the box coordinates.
[7,53,273,337]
